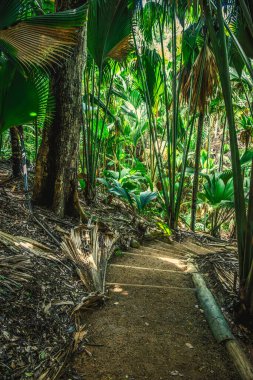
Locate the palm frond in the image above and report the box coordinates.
[0,0,33,29]
[138,1,163,44]
[0,57,52,133]
[140,47,164,111]
[87,0,133,68]
[0,5,86,69]
[181,45,218,112]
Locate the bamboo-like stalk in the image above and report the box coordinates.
[192,266,253,380]
[204,0,247,278]
[217,4,253,81]
[93,62,117,181]
[238,0,253,39]
[245,160,253,302]
[34,118,38,158]
[174,38,207,227]
[0,133,3,158]
[170,0,178,228]
[157,2,172,213]
[191,110,205,231]
[132,24,170,217]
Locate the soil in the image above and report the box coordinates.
[0,161,150,379]
[74,241,240,380]
[0,161,89,379]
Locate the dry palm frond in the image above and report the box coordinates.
[108,35,133,62]
[0,254,33,291]
[61,228,97,291]
[0,3,87,69]
[61,228,96,269]
[210,252,239,294]
[61,224,118,293]
[0,24,78,69]
[0,229,61,262]
[38,316,88,380]
[38,349,71,380]
[181,45,218,112]
[71,292,106,315]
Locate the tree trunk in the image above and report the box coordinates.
[10,126,22,177]
[33,0,86,217]
[244,160,253,316]
[191,111,204,231]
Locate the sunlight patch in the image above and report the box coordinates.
[157,256,185,269]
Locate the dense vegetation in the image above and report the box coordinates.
[0,0,252,319]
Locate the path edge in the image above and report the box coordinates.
[188,263,253,380]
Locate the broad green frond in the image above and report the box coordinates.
[0,58,51,133]
[0,4,86,69]
[87,0,133,68]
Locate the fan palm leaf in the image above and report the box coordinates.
[87,0,133,69]
[0,57,52,133]
[0,0,86,69]
[139,47,164,112]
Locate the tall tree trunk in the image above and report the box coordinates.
[33,0,86,217]
[244,160,253,316]
[10,126,22,177]
[191,111,204,231]
[204,0,247,281]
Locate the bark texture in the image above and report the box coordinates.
[10,126,22,177]
[244,159,253,315]
[33,0,86,217]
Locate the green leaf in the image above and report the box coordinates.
[132,191,157,212]
[87,0,133,68]
[97,178,111,188]
[109,181,133,205]
[139,191,157,208]
[0,3,86,69]
[0,58,51,133]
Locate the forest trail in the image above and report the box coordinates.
[74,241,239,380]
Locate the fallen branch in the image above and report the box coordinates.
[190,264,253,380]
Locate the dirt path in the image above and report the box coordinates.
[74,241,239,380]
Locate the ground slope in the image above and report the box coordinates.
[74,241,239,380]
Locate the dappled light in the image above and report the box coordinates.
[0,0,253,379]
[111,285,124,293]
[157,256,186,270]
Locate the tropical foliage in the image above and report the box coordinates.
[0,0,253,317]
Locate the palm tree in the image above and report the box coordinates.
[33,0,87,217]
[0,0,86,217]
[10,127,22,177]
[185,45,218,231]
[203,0,253,317]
